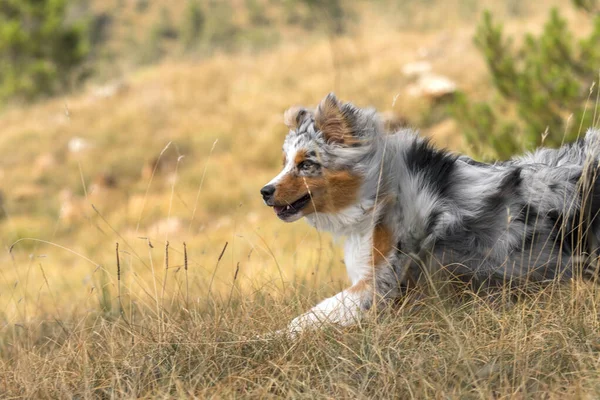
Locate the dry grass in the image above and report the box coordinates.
[1,1,599,397]
[3,277,600,398]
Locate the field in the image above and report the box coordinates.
[1,0,600,397]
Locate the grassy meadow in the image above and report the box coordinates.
[1,0,600,397]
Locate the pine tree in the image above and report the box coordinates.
[453,1,600,159]
[182,0,205,51]
[0,0,90,101]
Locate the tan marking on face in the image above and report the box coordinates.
[272,172,311,205]
[315,95,357,146]
[294,149,307,166]
[372,222,393,267]
[295,169,362,215]
[271,166,362,213]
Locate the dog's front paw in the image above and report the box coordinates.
[287,312,320,338]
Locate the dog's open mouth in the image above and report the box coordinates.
[272,194,311,220]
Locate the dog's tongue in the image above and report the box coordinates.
[273,205,285,214]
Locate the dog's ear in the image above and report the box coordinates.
[314,93,359,146]
[283,106,309,130]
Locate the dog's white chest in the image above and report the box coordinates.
[344,232,372,284]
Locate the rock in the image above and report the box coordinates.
[148,217,183,236]
[407,74,457,101]
[401,61,432,78]
[68,137,91,153]
[59,189,80,222]
[91,80,129,100]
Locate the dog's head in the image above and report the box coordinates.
[261,93,379,222]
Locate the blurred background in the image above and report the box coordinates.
[0,0,599,320]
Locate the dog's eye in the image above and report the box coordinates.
[298,160,316,171]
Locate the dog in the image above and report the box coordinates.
[261,93,600,335]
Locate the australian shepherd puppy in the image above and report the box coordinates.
[261,93,600,335]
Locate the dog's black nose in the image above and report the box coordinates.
[261,185,275,200]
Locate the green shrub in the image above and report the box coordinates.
[203,1,240,51]
[139,7,180,64]
[155,7,178,40]
[283,0,349,35]
[135,0,150,13]
[246,0,271,27]
[0,0,91,101]
[451,93,519,159]
[182,0,205,51]
[138,26,165,65]
[453,1,600,159]
[573,0,600,13]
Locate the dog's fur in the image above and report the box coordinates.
[261,93,600,335]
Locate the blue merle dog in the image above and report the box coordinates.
[261,93,600,335]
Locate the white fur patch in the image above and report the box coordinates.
[305,199,375,237]
[288,289,363,336]
[344,230,374,284]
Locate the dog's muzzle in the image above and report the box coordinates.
[261,185,276,204]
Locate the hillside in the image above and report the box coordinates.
[1,1,600,397]
[0,10,497,314]
[0,0,590,324]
